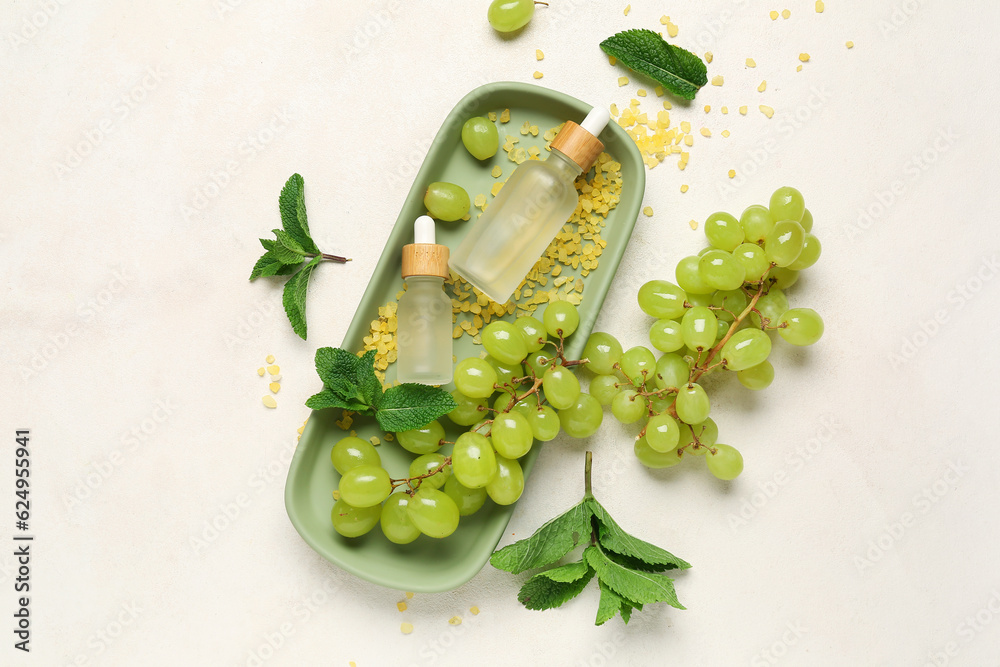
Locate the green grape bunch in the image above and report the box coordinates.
[587,185,824,480]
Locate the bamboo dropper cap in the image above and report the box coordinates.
[402,215,449,279]
[550,107,611,170]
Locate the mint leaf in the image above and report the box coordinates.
[278,173,320,254]
[354,349,383,409]
[517,562,595,611]
[375,384,457,433]
[596,579,625,625]
[315,347,360,387]
[600,29,707,100]
[249,251,302,280]
[260,238,275,251]
[282,255,322,340]
[305,387,366,412]
[584,544,685,609]
[588,498,691,570]
[490,500,592,574]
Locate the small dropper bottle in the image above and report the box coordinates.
[396,215,453,385]
[449,106,611,304]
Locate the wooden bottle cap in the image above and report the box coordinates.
[550,121,605,171]
[402,244,450,279]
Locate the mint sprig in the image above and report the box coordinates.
[600,29,708,100]
[491,452,690,625]
[306,347,457,433]
[249,173,350,340]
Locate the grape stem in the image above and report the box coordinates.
[390,456,452,492]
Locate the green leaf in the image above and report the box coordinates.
[315,347,360,387]
[584,544,685,609]
[517,562,595,611]
[596,579,625,625]
[490,500,593,574]
[354,349,384,409]
[250,250,302,280]
[278,173,320,254]
[600,29,708,100]
[305,388,366,412]
[282,255,322,340]
[588,498,691,570]
[260,238,275,251]
[375,383,457,433]
[272,229,308,265]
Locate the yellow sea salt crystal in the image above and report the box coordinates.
[499,108,510,123]
[642,206,653,216]
[846,41,855,48]
[680,121,691,133]
[781,9,790,18]
[799,53,810,62]
[624,4,630,16]
[728,169,736,178]
[405,592,414,599]
[816,0,824,11]
[654,85,664,96]
[536,49,544,60]
[680,184,689,193]
[666,21,678,37]
[637,89,647,97]
[618,76,629,86]
[796,65,803,72]
[449,616,462,626]
[397,601,407,612]
[262,396,277,409]
[533,71,543,79]
[529,125,538,136]
[759,105,774,118]
[400,623,413,635]
[700,127,711,137]
[659,15,669,24]
[257,367,265,376]
[739,105,748,115]
[758,80,767,92]
[689,219,698,230]
[491,182,505,196]
[491,165,503,178]
[711,75,724,86]
[722,130,730,137]
[609,103,619,117]
[683,134,693,146]
[663,99,672,109]
[267,364,279,375]
[769,10,778,20]
[704,105,711,113]
[705,51,713,63]
[265,355,275,364]
[488,111,497,121]
[470,606,480,615]
[608,55,616,65]
[721,106,728,114]
[332,490,340,500]
[520,121,531,135]
[269,382,280,393]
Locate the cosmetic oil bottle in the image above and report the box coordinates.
[448,106,611,304]
[396,215,453,385]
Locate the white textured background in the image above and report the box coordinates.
[3,1,999,665]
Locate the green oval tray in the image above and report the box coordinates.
[284,81,645,593]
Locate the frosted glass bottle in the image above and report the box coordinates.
[449,106,610,304]
[396,217,453,385]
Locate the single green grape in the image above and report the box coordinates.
[768,186,805,223]
[330,436,381,475]
[715,318,730,342]
[451,432,498,489]
[777,308,824,346]
[737,360,774,390]
[740,204,775,244]
[677,423,704,455]
[764,220,805,268]
[750,288,789,329]
[453,357,498,398]
[461,116,499,160]
[482,321,528,365]
[681,306,718,351]
[491,411,533,459]
[706,444,744,480]
[423,182,470,222]
[675,383,710,424]
[799,208,814,233]
[637,280,687,319]
[686,292,713,308]
[648,394,674,414]
[589,374,621,405]
[448,390,488,426]
[486,454,525,505]
[693,417,719,447]
[524,350,555,376]
[721,328,772,371]
[611,389,647,424]
[338,465,392,508]
[704,211,745,251]
[542,366,580,410]
[484,356,523,391]
[543,300,580,338]
[406,487,460,538]
[697,246,714,256]
[649,319,684,353]
[558,393,603,438]
[408,453,451,490]
[733,242,771,281]
[331,499,381,538]
[493,392,536,418]
[513,316,546,353]
[645,413,680,452]
[711,289,748,323]
[527,405,561,441]
[397,419,445,455]
[788,233,821,271]
[654,353,690,390]
[770,267,799,289]
[443,475,487,516]
[619,346,656,386]
[380,493,421,544]
[675,255,714,294]
[634,436,682,468]
[582,331,623,375]
[699,250,747,291]
[487,0,534,32]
